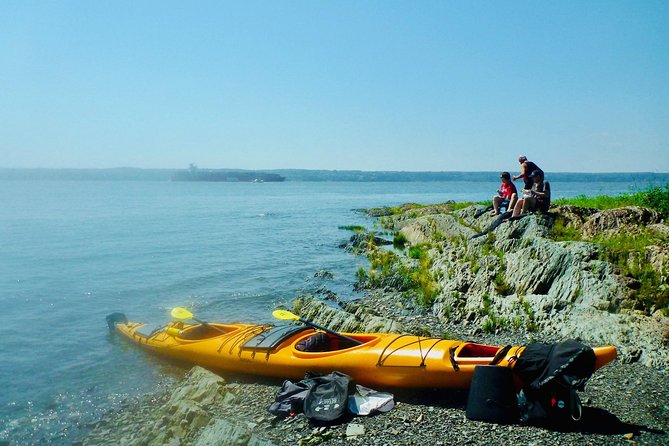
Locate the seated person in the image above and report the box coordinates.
[511,170,551,217]
[491,171,518,216]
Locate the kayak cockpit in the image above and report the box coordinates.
[292,331,379,356]
[163,322,242,341]
[241,325,312,352]
[454,342,515,365]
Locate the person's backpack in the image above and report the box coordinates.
[513,340,595,426]
[303,371,356,422]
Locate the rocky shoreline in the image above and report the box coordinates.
[82,202,669,445]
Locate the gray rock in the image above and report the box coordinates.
[582,206,662,238]
[294,296,403,334]
[384,206,669,369]
[346,423,365,437]
[194,419,252,446]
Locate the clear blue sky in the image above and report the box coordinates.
[1,1,667,172]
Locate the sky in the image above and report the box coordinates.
[1,1,667,172]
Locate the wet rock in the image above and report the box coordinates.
[339,232,392,253]
[314,270,334,279]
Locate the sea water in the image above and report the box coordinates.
[0,176,666,444]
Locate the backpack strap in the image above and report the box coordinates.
[489,345,512,365]
[449,346,460,371]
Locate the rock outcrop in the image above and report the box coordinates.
[294,296,404,334]
[303,204,669,370]
[393,205,669,368]
[83,367,276,446]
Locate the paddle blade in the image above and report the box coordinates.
[171,307,194,320]
[272,309,300,321]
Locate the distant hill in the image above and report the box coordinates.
[1,167,668,183]
[172,167,284,182]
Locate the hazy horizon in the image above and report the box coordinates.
[2,166,669,175]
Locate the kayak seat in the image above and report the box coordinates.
[241,325,311,352]
[295,332,359,352]
[295,332,330,352]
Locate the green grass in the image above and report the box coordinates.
[551,216,583,241]
[479,293,510,333]
[493,271,513,296]
[553,185,669,217]
[481,233,505,259]
[520,297,539,332]
[549,186,669,315]
[595,230,669,314]
[449,201,478,211]
[360,244,440,308]
[408,246,425,259]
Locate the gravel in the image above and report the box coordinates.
[82,288,669,446]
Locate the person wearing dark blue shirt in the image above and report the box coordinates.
[512,155,543,190]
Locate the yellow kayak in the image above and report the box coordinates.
[107,312,617,389]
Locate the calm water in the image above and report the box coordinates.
[1,177,666,444]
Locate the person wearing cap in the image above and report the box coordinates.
[511,170,551,217]
[491,171,517,216]
[512,156,543,190]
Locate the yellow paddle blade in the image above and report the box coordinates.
[272,309,300,321]
[171,307,194,320]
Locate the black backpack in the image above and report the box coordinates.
[513,340,595,426]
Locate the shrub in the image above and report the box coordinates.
[356,267,368,282]
[393,231,408,248]
[493,272,513,296]
[640,184,669,218]
[408,247,424,259]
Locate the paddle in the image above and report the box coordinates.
[272,309,363,346]
[170,307,227,335]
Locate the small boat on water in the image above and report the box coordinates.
[107,310,617,389]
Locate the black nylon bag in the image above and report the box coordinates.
[303,371,356,422]
[514,340,595,426]
[268,379,315,417]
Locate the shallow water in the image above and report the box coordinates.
[0,176,666,444]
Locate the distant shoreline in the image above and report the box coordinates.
[1,167,669,183]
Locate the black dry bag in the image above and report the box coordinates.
[303,371,356,422]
